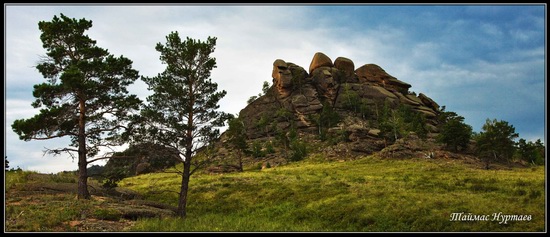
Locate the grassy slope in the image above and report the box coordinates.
[120,156,546,232]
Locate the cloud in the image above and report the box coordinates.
[4,4,546,173]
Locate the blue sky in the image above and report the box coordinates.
[4,4,546,173]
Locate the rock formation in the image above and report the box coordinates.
[217,52,444,164]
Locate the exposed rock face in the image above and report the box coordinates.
[272,59,293,98]
[229,52,442,159]
[355,64,411,93]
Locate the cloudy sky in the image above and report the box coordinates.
[4,4,546,173]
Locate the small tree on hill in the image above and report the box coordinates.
[309,101,341,140]
[226,114,249,171]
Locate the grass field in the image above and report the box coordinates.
[117,156,546,232]
[4,155,546,232]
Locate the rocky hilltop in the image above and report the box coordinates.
[213,52,447,168]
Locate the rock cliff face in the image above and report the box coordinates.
[218,52,443,162]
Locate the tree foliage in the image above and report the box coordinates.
[515,139,545,165]
[309,102,341,140]
[274,126,307,162]
[225,114,249,171]
[139,32,228,217]
[11,14,141,199]
[475,118,519,169]
[247,81,271,104]
[437,110,472,152]
[377,102,427,143]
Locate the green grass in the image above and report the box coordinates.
[120,157,546,232]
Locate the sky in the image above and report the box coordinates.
[4,3,546,173]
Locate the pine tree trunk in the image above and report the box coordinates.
[238,151,244,172]
[77,99,91,199]
[77,155,90,199]
[178,93,194,218]
[177,159,191,218]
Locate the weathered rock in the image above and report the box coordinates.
[378,133,434,159]
[405,94,424,105]
[272,59,293,98]
[414,106,438,118]
[356,64,384,84]
[309,52,333,74]
[288,62,309,82]
[291,94,309,108]
[395,92,422,106]
[355,64,411,92]
[311,67,339,103]
[361,85,398,100]
[334,57,355,76]
[418,93,440,112]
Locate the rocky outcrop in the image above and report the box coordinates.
[227,52,443,160]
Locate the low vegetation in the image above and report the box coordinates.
[5,155,545,232]
[120,156,543,232]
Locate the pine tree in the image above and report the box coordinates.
[226,114,248,171]
[11,14,141,199]
[139,32,228,217]
[516,138,545,165]
[475,118,519,169]
[437,111,472,152]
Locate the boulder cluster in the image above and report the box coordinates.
[211,52,446,166]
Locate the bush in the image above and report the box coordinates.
[251,141,266,158]
[289,139,308,162]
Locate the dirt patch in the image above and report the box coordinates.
[60,218,136,232]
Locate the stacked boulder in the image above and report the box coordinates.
[238,52,441,154]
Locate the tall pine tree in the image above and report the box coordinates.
[11,14,141,199]
[140,32,228,217]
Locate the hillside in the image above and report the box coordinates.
[121,157,544,232]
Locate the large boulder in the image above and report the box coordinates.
[309,52,333,74]
[334,56,355,77]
